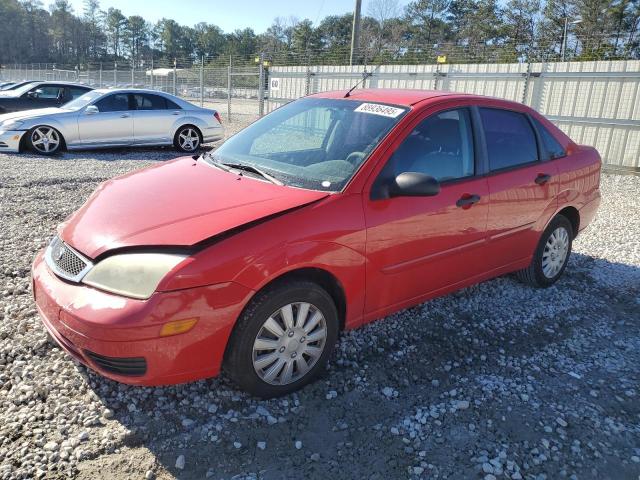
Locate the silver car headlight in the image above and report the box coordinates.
[1,120,24,130]
[83,253,187,299]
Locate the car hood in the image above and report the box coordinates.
[0,107,67,123]
[60,157,330,258]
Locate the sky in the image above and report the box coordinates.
[60,0,411,33]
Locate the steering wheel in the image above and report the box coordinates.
[346,151,366,167]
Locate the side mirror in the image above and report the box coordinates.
[390,172,440,197]
[85,105,99,115]
[27,90,40,99]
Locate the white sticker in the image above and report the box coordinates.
[321,181,331,188]
[354,103,405,118]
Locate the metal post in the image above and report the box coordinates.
[131,66,134,87]
[99,63,102,88]
[522,61,532,104]
[200,55,204,107]
[350,0,362,66]
[173,59,177,96]
[150,58,154,89]
[227,56,232,121]
[561,17,568,62]
[114,62,117,87]
[258,52,265,117]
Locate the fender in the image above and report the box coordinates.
[230,240,367,330]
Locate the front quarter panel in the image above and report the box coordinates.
[158,193,367,329]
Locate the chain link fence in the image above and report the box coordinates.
[1,53,639,170]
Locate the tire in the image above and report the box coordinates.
[224,280,339,398]
[516,215,574,288]
[27,126,64,155]
[174,125,202,153]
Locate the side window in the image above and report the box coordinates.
[134,94,167,110]
[94,94,131,112]
[68,87,89,100]
[532,117,566,160]
[480,108,538,171]
[386,108,475,182]
[165,98,181,109]
[31,85,63,99]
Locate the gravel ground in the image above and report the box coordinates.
[0,128,639,480]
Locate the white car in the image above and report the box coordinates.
[0,89,224,155]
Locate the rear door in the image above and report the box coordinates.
[132,93,182,144]
[77,93,134,146]
[481,107,559,269]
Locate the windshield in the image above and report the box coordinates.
[62,90,104,110]
[208,98,407,191]
[7,82,40,96]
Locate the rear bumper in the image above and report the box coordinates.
[203,125,224,143]
[32,250,253,386]
[0,129,25,153]
[578,193,601,234]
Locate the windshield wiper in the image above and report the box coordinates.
[201,153,283,186]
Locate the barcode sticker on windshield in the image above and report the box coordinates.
[354,103,405,118]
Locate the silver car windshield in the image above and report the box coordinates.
[62,91,103,110]
[208,98,407,192]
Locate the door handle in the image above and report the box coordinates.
[172,111,180,115]
[120,114,130,118]
[535,173,552,185]
[456,194,481,208]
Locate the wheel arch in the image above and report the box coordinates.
[556,206,580,238]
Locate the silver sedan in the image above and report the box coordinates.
[0,89,224,155]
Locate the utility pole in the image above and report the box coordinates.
[350,0,362,66]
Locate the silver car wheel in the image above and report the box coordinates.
[252,302,327,386]
[178,128,200,151]
[31,127,61,154]
[541,226,569,278]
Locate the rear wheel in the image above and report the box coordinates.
[516,215,573,288]
[225,280,339,398]
[174,125,201,153]
[28,126,63,155]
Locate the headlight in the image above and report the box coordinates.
[1,120,24,130]
[83,253,187,299]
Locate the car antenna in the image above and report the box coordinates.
[344,64,382,98]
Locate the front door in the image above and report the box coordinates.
[363,107,489,317]
[78,93,134,146]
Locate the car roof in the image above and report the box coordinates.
[310,88,520,108]
[30,81,91,86]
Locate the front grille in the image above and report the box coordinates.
[84,350,147,377]
[45,236,92,282]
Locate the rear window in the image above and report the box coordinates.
[532,117,566,160]
[480,108,538,171]
[134,94,167,110]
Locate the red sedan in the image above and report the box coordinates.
[32,89,601,397]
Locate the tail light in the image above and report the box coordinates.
[213,111,222,124]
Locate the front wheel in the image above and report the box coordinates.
[225,280,339,398]
[174,125,201,153]
[28,126,64,155]
[516,215,573,288]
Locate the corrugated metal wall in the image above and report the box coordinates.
[267,60,640,169]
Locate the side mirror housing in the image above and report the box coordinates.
[390,172,440,197]
[85,105,99,114]
[27,91,39,99]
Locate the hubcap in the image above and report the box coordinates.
[31,127,60,153]
[252,302,327,386]
[542,226,569,278]
[179,128,199,151]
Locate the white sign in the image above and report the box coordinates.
[270,78,281,91]
[354,103,405,118]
